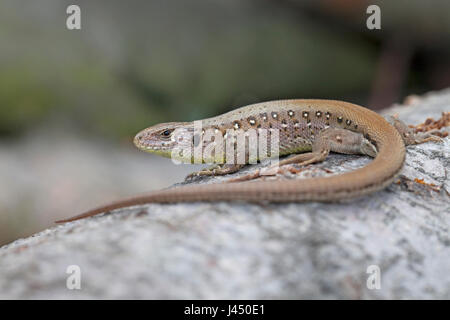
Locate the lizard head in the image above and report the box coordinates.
[134,122,195,160]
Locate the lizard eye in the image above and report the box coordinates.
[161,129,173,137]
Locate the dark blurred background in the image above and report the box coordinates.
[1,0,449,245]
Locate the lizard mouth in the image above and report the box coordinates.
[134,138,171,151]
[133,135,175,159]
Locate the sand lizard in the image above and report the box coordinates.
[56,99,442,223]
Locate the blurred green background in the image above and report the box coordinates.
[1,0,449,246]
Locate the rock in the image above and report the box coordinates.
[0,90,449,299]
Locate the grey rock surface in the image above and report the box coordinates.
[1,90,449,299]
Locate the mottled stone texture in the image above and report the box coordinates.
[1,90,449,299]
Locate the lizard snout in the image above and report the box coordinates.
[133,129,150,150]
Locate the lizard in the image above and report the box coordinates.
[55,99,443,223]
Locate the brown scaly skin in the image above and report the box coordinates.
[56,99,442,223]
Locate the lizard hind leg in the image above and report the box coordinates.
[265,127,377,174]
[389,115,442,145]
[229,128,376,182]
[280,127,377,167]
